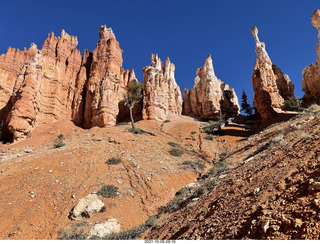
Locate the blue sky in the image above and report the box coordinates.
[1,0,319,104]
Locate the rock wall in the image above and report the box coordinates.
[182,54,240,119]
[142,54,182,120]
[302,9,320,105]
[251,26,294,120]
[2,26,141,141]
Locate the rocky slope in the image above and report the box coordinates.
[251,26,294,120]
[182,54,240,120]
[143,105,320,240]
[302,9,320,105]
[0,114,248,240]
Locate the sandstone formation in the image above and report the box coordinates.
[251,26,294,120]
[302,9,320,105]
[68,194,105,221]
[0,44,37,140]
[142,54,182,120]
[182,54,240,119]
[1,26,142,141]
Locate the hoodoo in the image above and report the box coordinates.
[142,54,183,120]
[182,54,240,119]
[251,26,294,120]
[302,9,320,105]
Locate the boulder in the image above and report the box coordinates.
[68,194,105,220]
[88,219,121,238]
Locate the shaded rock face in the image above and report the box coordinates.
[142,54,182,120]
[1,26,141,141]
[302,9,320,105]
[251,26,294,120]
[182,55,240,119]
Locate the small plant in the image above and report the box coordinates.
[57,227,87,240]
[169,148,184,157]
[181,160,206,172]
[282,95,302,111]
[204,135,213,141]
[96,216,158,240]
[97,185,119,198]
[158,186,192,214]
[54,134,65,148]
[167,142,180,147]
[116,122,129,126]
[202,113,226,134]
[163,120,171,123]
[106,157,122,165]
[99,206,106,213]
[128,128,143,134]
[190,131,197,135]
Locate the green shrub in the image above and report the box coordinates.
[163,120,171,123]
[57,227,87,240]
[169,148,184,157]
[190,131,197,135]
[116,122,129,126]
[181,160,206,172]
[159,186,192,214]
[167,142,180,147]
[106,157,122,165]
[207,161,229,178]
[128,128,143,134]
[204,135,213,141]
[54,134,65,148]
[96,216,158,240]
[97,185,119,198]
[282,95,302,111]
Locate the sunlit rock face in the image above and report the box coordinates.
[142,54,182,120]
[0,44,37,140]
[182,54,240,119]
[3,26,140,141]
[251,26,294,120]
[302,9,320,105]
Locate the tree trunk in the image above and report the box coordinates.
[129,106,135,129]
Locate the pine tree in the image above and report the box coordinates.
[122,82,143,129]
[241,90,253,116]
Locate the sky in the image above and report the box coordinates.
[1,0,319,105]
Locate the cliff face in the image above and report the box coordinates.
[302,9,320,105]
[182,54,240,119]
[1,26,141,141]
[0,44,37,140]
[142,54,182,120]
[251,26,294,120]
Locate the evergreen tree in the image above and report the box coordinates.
[122,82,143,129]
[241,90,253,116]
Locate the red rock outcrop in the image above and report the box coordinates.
[6,30,83,140]
[84,25,131,128]
[1,26,143,141]
[182,54,240,119]
[0,44,37,139]
[142,54,182,120]
[251,26,294,120]
[302,9,320,105]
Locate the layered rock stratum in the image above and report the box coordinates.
[1,26,142,141]
[182,54,240,119]
[142,54,182,120]
[302,9,320,105]
[251,27,294,120]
